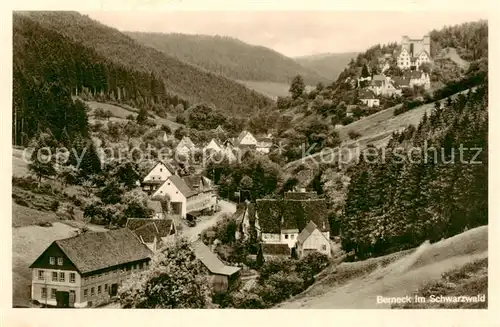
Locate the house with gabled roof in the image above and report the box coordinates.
[151,174,217,218]
[296,221,331,258]
[141,161,180,193]
[203,138,223,153]
[235,130,257,148]
[241,192,330,249]
[359,89,380,108]
[256,137,273,154]
[175,136,196,156]
[191,240,240,293]
[214,125,227,136]
[29,229,152,308]
[126,218,177,251]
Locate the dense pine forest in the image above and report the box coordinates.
[16,11,272,115]
[126,32,329,85]
[340,82,488,259]
[12,15,188,145]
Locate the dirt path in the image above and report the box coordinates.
[181,200,236,242]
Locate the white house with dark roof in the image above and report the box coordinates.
[359,89,380,108]
[296,221,331,258]
[29,229,152,308]
[151,175,216,218]
[240,191,330,249]
[142,161,178,193]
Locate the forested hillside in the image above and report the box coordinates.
[294,52,358,81]
[13,14,188,145]
[341,83,488,259]
[16,12,272,116]
[125,32,329,85]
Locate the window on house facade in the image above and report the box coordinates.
[321,245,327,251]
[98,285,102,294]
[57,257,63,266]
[38,270,45,280]
[59,272,65,282]
[139,262,143,269]
[284,234,289,239]
[41,287,47,298]
[52,272,58,282]
[91,287,95,296]
[104,284,108,292]
[84,289,88,299]
[49,257,55,265]
[51,289,57,299]
[291,235,295,239]
[70,273,76,283]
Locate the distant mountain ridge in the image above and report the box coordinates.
[294,52,359,81]
[18,11,272,115]
[125,32,331,85]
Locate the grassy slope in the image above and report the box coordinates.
[125,32,330,85]
[18,12,272,115]
[284,87,474,173]
[278,225,488,309]
[294,52,359,81]
[85,101,181,131]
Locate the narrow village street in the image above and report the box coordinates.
[181,200,237,242]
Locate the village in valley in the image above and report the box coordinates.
[12,11,488,310]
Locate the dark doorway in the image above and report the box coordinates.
[56,291,69,308]
[110,284,118,297]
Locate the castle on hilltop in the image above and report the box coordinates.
[397,35,432,70]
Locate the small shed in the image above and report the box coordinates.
[191,240,241,293]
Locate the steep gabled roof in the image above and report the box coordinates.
[261,243,290,256]
[168,175,196,197]
[392,76,410,87]
[126,218,175,238]
[296,220,321,244]
[191,240,240,276]
[32,229,153,274]
[133,222,160,243]
[214,125,227,134]
[177,136,196,149]
[255,198,330,234]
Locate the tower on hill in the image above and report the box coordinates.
[401,35,431,57]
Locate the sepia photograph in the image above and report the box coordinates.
[10,9,488,311]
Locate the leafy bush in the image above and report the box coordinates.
[49,200,60,212]
[348,130,362,140]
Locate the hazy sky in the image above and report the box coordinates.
[84,11,487,57]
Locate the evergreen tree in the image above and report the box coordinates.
[289,75,305,100]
